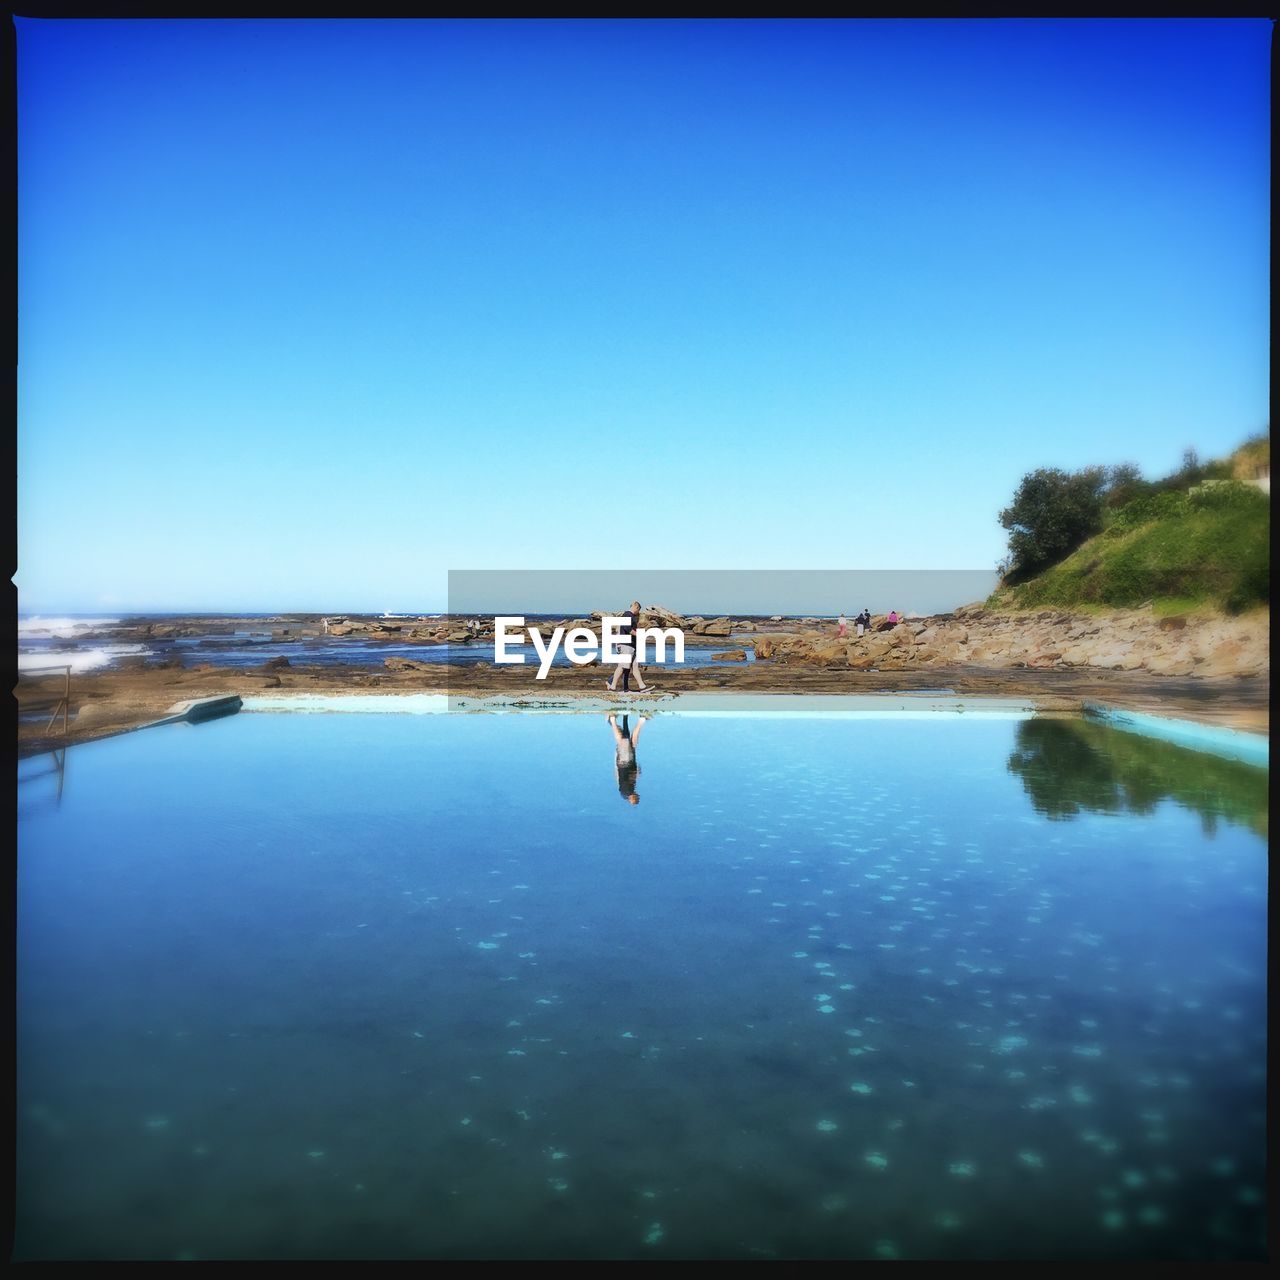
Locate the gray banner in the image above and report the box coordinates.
[447,569,998,618]
[441,569,1001,707]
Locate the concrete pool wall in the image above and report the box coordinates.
[239,692,1040,719]
[1082,701,1269,768]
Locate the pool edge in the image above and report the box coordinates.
[1082,701,1269,768]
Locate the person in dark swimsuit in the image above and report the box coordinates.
[609,712,646,804]
[606,600,653,693]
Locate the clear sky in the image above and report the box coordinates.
[15,18,1271,613]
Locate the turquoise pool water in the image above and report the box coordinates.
[16,712,1268,1260]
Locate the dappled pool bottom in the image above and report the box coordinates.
[16,712,1267,1260]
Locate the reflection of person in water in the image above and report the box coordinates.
[609,712,647,805]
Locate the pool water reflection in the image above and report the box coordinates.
[16,712,1267,1259]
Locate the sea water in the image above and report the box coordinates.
[17,615,756,672]
[15,712,1267,1259]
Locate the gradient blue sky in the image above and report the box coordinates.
[16,18,1271,612]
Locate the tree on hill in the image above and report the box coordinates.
[1102,461,1146,509]
[999,467,1110,582]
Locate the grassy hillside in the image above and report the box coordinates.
[990,475,1269,614]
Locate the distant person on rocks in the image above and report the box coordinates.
[856,609,869,637]
[606,600,654,693]
[837,612,848,638]
[609,712,647,804]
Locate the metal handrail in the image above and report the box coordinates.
[18,663,71,737]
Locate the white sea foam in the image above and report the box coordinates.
[18,616,121,638]
[18,644,150,674]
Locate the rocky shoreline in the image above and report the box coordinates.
[16,604,1270,755]
[34,601,1270,675]
[749,603,1268,679]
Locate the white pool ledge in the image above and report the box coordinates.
[240,692,1040,720]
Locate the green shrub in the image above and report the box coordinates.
[1109,490,1190,532]
[1187,479,1269,513]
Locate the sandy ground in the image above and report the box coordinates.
[16,658,1270,757]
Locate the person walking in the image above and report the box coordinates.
[606,600,654,693]
[837,612,848,639]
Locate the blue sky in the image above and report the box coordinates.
[16,18,1271,613]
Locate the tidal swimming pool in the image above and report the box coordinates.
[15,711,1268,1260]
